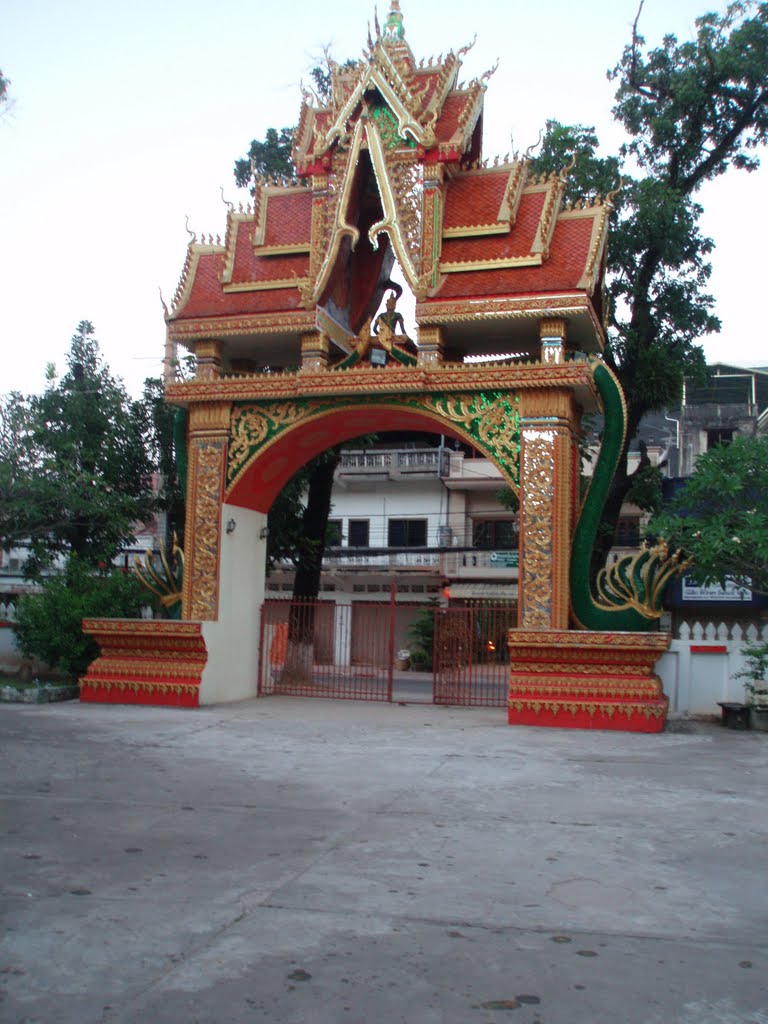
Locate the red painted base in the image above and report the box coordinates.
[79,619,207,707]
[79,681,200,708]
[507,630,671,733]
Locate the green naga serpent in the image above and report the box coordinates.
[570,357,689,632]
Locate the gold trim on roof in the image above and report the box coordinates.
[439,254,543,273]
[442,223,511,239]
[222,278,310,294]
[171,241,226,317]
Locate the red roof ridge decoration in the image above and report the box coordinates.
[166,1,614,370]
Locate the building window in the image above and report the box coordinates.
[472,519,518,549]
[348,519,370,548]
[616,516,640,547]
[388,518,427,547]
[706,428,734,449]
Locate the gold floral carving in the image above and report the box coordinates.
[519,429,554,628]
[226,390,520,494]
[186,441,225,621]
[228,402,310,483]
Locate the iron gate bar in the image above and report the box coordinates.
[433,603,516,707]
[258,598,513,707]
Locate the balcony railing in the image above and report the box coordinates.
[338,449,448,477]
[323,550,440,570]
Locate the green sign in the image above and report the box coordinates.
[490,550,519,568]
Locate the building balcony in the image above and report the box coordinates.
[336,448,449,482]
[441,549,519,579]
[322,549,441,572]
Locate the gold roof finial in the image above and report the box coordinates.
[605,176,629,209]
[382,0,405,43]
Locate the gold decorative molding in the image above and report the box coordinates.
[518,429,555,629]
[252,243,311,257]
[439,254,542,273]
[183,440,226,621]
[166,361,600,407]
[188,401,231,437]
[195,339,223,381]
[539,318,568,340]
[168,311,315,344]
[442,223,511,239]
[222,278,310,294]
[518,389,577,423]
[416,293,593,324]
[300,331,331,371]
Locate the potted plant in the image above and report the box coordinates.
[737,641,768,731]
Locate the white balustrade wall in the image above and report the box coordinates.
[657,621,768,717]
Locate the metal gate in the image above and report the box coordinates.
[258,598,513,706]
[433,603,515,707]
[259,599,395,701]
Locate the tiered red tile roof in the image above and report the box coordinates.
[167,2,610,352]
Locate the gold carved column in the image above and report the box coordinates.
[300,332,330,371]
[195,339,224,380]
[517,388,579,630]
[416,326,444,367]
[182,401,230,621]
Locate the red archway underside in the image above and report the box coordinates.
[226,406,472,512]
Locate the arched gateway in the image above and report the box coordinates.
[81,3,677,730]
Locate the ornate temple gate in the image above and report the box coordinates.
[80,2,677,730]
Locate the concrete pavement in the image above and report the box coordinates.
[1,697,767,1023]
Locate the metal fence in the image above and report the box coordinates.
[258,598,514,707]
[433,603,516,707]
[259,599,394,701]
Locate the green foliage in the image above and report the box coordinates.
[736,641,768,703]
[13,560,149,679]
[648,435,768,594]
[407,601,437,670]
[234,127,295,191]
[624,461,663,514]
[141,377,186,546]
[494,487,520,514]
[0,322,156,576]
[532,4,768,570]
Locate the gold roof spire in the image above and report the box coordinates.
[382,0,405,43]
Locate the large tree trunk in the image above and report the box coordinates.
[284,451,340,681]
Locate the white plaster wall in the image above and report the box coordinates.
[199,504,268,704]
[333,479,446,546]
[657,624,768,716]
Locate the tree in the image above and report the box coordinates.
[0,321,156,575]
[13,559,148,679]
[234,127,296,190]
[141,376,186,548]
[532,1,768,576]
[0,68,12,120]
[648,435,768,595]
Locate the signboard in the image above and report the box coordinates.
[681,577,752,603]
[450,583,518,600]
[490,550,519,568]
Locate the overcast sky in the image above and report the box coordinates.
[2,0,766,398]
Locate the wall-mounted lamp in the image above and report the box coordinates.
[259,526,270,540]
[225,518,236,535]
